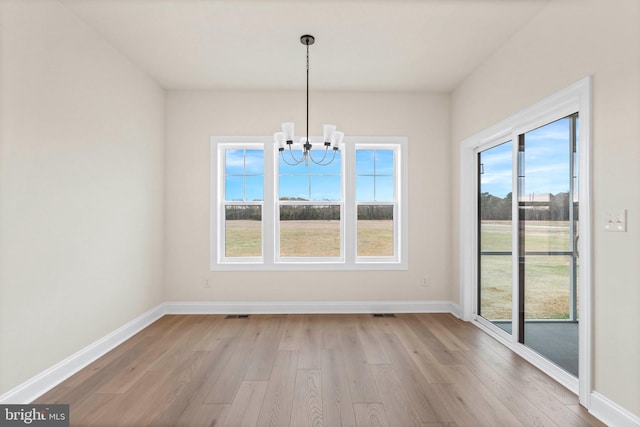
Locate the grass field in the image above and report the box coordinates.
[224,219,393,258]
[480,220,578,320]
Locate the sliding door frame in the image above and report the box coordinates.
[459,77,592,407]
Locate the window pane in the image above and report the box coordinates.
[279,154,308,175]
[225,149,264,202]
[310,150,342,174]
[225,150,245,175]
[524,255,571,320]
[225,176,244,201]
[225,206,262,257]
[375,150,394,175]
[245,150,264,174]
[480,255,513,321]
[357,205,393,257]
[279,205,341,257]
[375,176,394,201]
[521,118,572,252]
[279,175,309,201]
[311,176,341,201]
[356,150,375,175]
[356,149,396,201]
[245,176,264,201]
[356,176,375,201]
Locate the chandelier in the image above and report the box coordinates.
[274,35,344,166]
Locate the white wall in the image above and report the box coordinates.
[0,1,165,394]
[451,0,640,417]
[165,91,451,303]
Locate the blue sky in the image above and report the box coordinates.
[480,118,574,199]
[225,148,395,202]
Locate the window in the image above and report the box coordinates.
[220,145,264,261]
[211,136,407,270]
[356,149,396,258]
[278,148,343,259]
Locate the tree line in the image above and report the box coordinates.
[480,191,575,221]
[225,202,393,221]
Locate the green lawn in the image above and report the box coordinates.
[224,219,393,258]
[480,220,578,320]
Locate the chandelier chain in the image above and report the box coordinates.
[306,42,309,148]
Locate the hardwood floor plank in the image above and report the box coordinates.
[204,318,264,403]
[290,370,323,427]
[150,346,238,426]
[356,316,391,364]
[223,381,268,427]
[245,315,286,380]
[388,317,453,384]
[374,331,440,422]
[96,318,193,394]
[321,349,357,427]
[173,402,230,427]
[322,315,344,349]
[255,350,299,427]
[454,350,558,427]
[401,315,467,366]
[338,321,382,403]
[279,314,305,350]
[417,314,470,352]
[97,369,175,427]
[298,315,324,370]
[443,364,526,426]
[369,364,426,427]
[418,383,483,427]
[193,336,244,404]
[353,403,391,427]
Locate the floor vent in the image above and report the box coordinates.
[225,314,250,319]
[372,313,396,318]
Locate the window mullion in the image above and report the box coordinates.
[344,140,356,264]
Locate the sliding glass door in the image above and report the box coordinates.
[477,114,579,377]
[518,114,579,377]
[478,141,513,334]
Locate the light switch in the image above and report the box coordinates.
[604,209,627,232]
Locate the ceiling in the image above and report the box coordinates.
[61,0,549,92]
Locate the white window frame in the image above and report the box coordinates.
[215,142,266,265]
[211,136,408,271]
[275,141,345,264]
[353,144,402,264]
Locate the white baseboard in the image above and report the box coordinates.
[163,300,459,315]
[0,304,166,404]
[591,392,640,427]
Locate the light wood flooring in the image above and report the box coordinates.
[35,314,605,427]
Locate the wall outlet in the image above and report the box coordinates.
[421,277,429,287]
[203,279,211,288]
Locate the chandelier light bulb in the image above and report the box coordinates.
[274,132,286,150]
[281,122,295,143]
[323,124,336,146]
[332,131,345,149]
